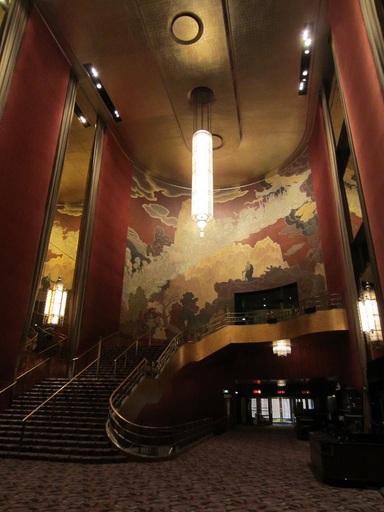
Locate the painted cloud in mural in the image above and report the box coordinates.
[142,203,178,227]
[121,154,325,335]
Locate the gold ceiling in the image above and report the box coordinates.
[34,0,331,188]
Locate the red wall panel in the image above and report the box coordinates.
[136,333,352,427]
[330,0,384,294]
[78,129,133,351]
[309,100,363,389]
[308,101,347,296]
[0,7,70,383]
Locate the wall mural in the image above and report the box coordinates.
[120,150,326,341]
[41,205,83,291]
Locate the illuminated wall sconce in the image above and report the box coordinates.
[358,282,383,344]
[272,339,291,357]
[191,87,214,238]
[44,277,68,325]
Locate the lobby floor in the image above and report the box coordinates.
[0,425,383,511]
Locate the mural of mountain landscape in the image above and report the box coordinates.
[120,150,331,341]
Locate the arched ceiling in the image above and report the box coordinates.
[34,0,331,188]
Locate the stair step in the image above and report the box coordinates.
[0,345,165,463]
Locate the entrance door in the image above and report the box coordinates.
[250,398,272,425]
[271,397,292,423]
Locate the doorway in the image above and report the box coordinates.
[271,397,292,423]
[249,397,293,425]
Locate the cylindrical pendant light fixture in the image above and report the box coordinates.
[44,276,68,325]
[358,282,383,344]
[191,87,213,237]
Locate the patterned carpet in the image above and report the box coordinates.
[1,425,383,511]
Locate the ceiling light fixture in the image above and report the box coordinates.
[84,63,122,122]
[272,339,291,357]
[298,22,313,96]
[191,87,214,238]
[74,103,91,128]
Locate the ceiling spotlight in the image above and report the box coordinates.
[74,103,91,128]
[298,22,313,96]
[84,63,122,122]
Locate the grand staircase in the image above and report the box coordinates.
[0,345,164,463]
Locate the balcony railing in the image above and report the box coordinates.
[106,293,344,459]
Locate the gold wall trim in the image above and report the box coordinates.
[19,73,77,364]
[0,0,31,120]
[69,117,105,356]
[360,0,384,96]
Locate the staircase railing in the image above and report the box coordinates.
[0,357,51,410]
[18,331,121,445]
[38,329,68,357]
[70,331,120,377]
[107,409,213,459]
[106,292,344,458]
[20,357,99,445]
[113,331,150,379]
[106,329,220,459]
[192,292,343,341]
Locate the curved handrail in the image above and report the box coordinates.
[155,330,186,375]
[106,293,344,459]
[107,330,215,458]
[192,293,344,341]
[107,410,213,459]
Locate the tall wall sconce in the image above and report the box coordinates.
[44,277,68,326]
[191,87,214,238]
[272,339,291,357]
[358,282,383,344]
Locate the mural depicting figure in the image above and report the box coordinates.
[120,150,328,341]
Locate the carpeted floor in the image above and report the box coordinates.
[0,425,383,511]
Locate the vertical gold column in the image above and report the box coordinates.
[0,0,31,119]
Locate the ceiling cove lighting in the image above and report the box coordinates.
[83,63,122,122]
[44,277,68,326]
[298,22,313,96]
[191,87,214,238]
[358,282,383,345]
[272,339,291,357]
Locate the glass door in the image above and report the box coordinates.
[271,397,292,423]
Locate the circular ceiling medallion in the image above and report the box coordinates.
[212,134,223,150]
[171,13,203,45]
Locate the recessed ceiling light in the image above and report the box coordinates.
[171,12,203,45]
[74,103,91,128]
[83,63,122,123]
[298,22,313,96]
